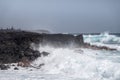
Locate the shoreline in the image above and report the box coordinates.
[0,29,117,70]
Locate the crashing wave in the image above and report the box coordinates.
[84,32,120,44]
[30,45,120,80]
[83,32,120,50]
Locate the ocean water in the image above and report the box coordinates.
[83,32,120,50]
[0,32,120,80]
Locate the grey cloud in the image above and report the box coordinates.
[0,0,120,33]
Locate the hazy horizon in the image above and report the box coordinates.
[0,0,120,33]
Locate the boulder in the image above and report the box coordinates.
[0,64,10,70]
[17,57,30,67]
[41,51,50,56]
[14,67,19,70]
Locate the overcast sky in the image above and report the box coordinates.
[0,0,120,33]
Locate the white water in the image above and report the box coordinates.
[31,46,120,80]
[0,32,120,80]
[0,46,120,80]
[84,32,120,44]
[83,32,120,51]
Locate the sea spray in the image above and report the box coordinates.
[30,45,120,80]
[84,32,120,44]
[83,32,120,51]
[0,45,120,80]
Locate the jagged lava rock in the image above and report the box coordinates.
[0,64,10,70]
[0,29,84,64]
[0,30,42,63]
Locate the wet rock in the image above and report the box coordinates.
[0,29,85,64]
[30,63,45,69]
[0,64,10,70]
[38,63,45,67]
[41,34,84,47]
[0,30,42,63]
[32,50,41,57]
[76,34,84,45]
[36,63,45,69]
[11,64,15,66]
[17,57,31,67]
[17,62,24,67]
[41,51,50,56]
[14,67,19,70]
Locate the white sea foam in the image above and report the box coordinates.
[30,46,120,80]
[84,32,120,44]
[0,45,120,80]
[83,32,120,50]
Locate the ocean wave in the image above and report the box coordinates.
[83,32,120,50]
[31,46,120,80]
[0,45,120,80]
[83,32,120,44]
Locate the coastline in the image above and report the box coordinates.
[0,29,117,70]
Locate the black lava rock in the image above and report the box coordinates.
[41,34,84,47]
[41,51,50,56]
[0,64,10,70]
[0,29,42,63]
[14,67,19,70]
[0,29,84,64]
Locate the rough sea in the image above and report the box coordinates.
[0,32,120,80]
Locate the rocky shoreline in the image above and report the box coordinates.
[0,29,84,70]
[0,30,43,63]
[0,29,116,70]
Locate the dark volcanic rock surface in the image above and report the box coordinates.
[0,29,115,65]
[41,51,50,56]
[0,30,42,63]
[0,29,84,64]
[41,34,84,47]
[14,67,19,70]
[0,29,114,65]
[0,64,10,70]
